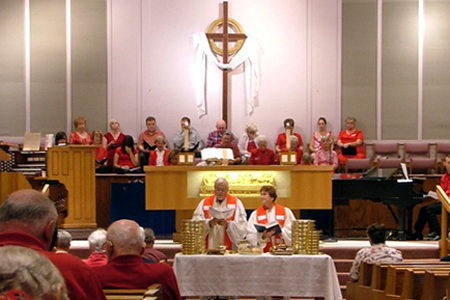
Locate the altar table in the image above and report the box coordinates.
[173,253,342,300]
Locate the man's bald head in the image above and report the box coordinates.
[216,120,227,135]
[106,219,145,259]
[0,189,58,250]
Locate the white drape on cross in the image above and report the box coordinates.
[193,32,260,118]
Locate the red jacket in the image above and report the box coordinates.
[0,232,106,300]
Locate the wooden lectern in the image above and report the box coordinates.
[47,145,97,228]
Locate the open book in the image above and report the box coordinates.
[201,148,234,161]
[209,206,234,220]
[254,221,282,235]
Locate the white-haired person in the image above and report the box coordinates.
[55,229,72,254]
[92,219,181,300]
[0,245,69,300]
[287,135,303,164]
[83,228,107,267]
[249,135,276,165]
[238,122,260,163]
[193,178,247,250]
[314,136,338,170]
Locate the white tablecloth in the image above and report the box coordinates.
[173,253,342,300]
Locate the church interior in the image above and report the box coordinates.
[2,0,450,299]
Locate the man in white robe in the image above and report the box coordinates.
[193,177,247,250]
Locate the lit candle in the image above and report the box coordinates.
[184,121,189,152]
[285,122,291,151]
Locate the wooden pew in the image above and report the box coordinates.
[346,260,374,300]
[382,265,450,300]
[103,283,162,300]
[420,270,450,300]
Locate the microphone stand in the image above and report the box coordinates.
[324,141,338,243]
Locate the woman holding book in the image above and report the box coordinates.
[246,185,296,252]
[93,130,110,173]
[336,116,365,164]
[309,117,334,158]
[113,135,140,173]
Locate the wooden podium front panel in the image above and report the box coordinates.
[47,146,96,228]
[144,165,333,210]
[291,165,333,209]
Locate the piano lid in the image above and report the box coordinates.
[333,167,398,180]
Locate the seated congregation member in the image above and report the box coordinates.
[337,116,365,164]
[206,119,235,148]
[218,132,241,165]
[92,219,182,300]
[238,122,260,163]
[409,154,450,241]
[69,116,93,145]
[0,245,69,300]
[275,117,304,153]
[137,116,166,166]
[142,228,167,263]
[173,116,204,157]
[287,135,303,164]
[168,149,180,165]
[193,177,247,250]
[83,228,107,267]
[149,136,170,166]
[113,135,140,173]
[93,130,110,173]
[249,135,276,165]
[55,131,67,145]
[103,118,125,167]
[349,223,403,282]
[300,153,314,165]
[247,186,296,252]
[309,117,334,158]
[55,229,72,254]
[314,136,338,170]
[0,189,107,300]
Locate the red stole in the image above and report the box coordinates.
[256,204,286,252]
[203,194,237,250]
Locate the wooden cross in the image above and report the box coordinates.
[205,1,246,124]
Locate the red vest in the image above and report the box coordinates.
[202,194,237,250]
[256,204,286,252]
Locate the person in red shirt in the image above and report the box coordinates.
[113,135,140,173]
[249,135,276,165]
[336,117,366,164]
[69,116,93,145]
[83,228,107,267]
[92,219,182,300]
[149,136,170,166]
[0,189,107,300]
[275,118,304,153]
[409,154,450,240]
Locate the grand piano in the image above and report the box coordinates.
[332,167,424,238]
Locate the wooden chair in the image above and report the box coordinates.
[104,283,162,300]
[345,158,372,173]
[372,142,402,169]
[403,142,436,174]
[435,142,450,174]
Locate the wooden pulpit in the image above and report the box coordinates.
[47,145,97,228]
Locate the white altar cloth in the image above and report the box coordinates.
[173,253,342,300]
